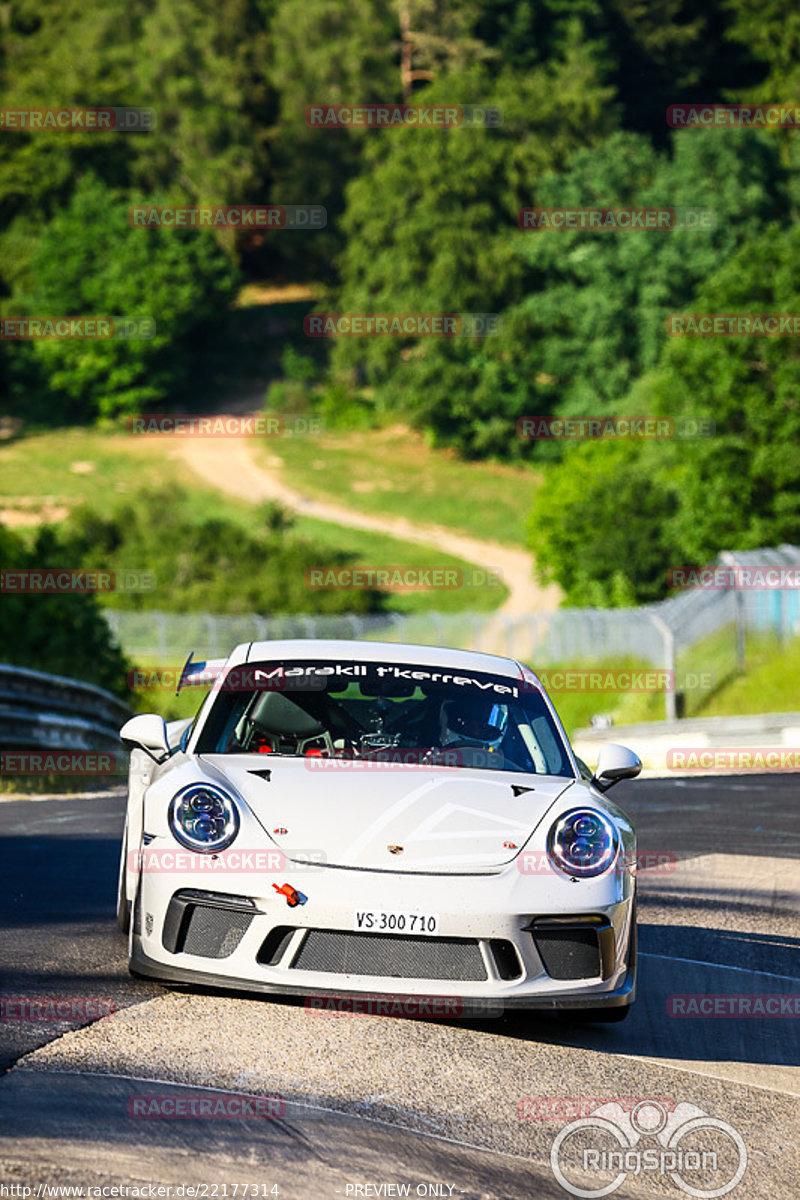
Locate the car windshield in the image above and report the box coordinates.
[195,659,574,777]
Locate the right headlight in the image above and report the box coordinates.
[168,782,239,853]
[547,807,618,878]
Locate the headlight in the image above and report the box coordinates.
[168,783,239,853]
[547,807,618,878]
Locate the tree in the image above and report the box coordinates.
[647,222,800,560]
[499,127,789,433]
[527,222,800,603]
[528,439,678,606]
[266,0,398,279]
[59,485,388,615]
[0,524,131,698]
[8,174,240,422]
[323,44,616,438]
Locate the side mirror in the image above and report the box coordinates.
[120,713,170,763]
[592,743,642,792]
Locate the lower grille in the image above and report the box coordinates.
[163,890,255,959]
[532,928,601,980]
[290,929,487,981]
[182,906,253,959]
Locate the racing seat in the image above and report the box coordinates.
[233,691,333,755]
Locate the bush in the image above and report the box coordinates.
[58,484,387,615]
[7,174,240,424]
[0,525,131,698]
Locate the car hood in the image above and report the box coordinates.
[200,755,576,872]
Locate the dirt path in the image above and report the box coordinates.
[173,435,561,629]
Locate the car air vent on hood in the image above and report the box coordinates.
[511,785,534,796]
[248,769,272,781]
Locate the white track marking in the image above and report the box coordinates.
[640,952,800,983]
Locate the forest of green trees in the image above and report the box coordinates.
[1,0,798,617]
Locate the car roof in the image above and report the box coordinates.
[222,639,528,681]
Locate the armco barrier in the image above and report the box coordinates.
[572,711,800,775]
[0,662,132,754]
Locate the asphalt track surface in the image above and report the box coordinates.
[1,774,798,1199]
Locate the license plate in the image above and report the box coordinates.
[353,909,439,935]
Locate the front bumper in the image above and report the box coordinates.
[129,854,636,1012]
[130,937,636,1011]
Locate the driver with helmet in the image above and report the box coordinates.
[438,696,509,755]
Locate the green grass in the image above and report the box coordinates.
[254,424,540,547]
[697,632,800,717]
[548,633,800,739]
[542,657,669,737]
[0,428,507,615]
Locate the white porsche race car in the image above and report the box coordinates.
[118,640,641,1021]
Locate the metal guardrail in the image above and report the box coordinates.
[574,711,800,743]
[0,662,132,752]
[572,711,800,775]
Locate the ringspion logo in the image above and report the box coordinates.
[550,1100,747,1197]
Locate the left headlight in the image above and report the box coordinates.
[547,807,618,878]
[168,783,240,853]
